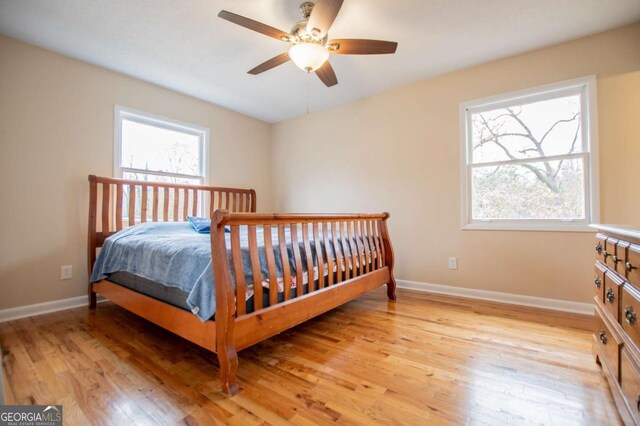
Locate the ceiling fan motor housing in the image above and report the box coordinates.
[291,19,327,45]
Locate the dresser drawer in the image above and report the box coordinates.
[615,240,630,276]
[595,307,621,380]
[604,271,624,322]
[596,233,608,264]
[621,285,640,351]
[594,262,607,303]
[620,348,640,424]
[605,237,620,269]
[627,244,640,288]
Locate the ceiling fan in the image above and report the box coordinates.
[218,0,398,87]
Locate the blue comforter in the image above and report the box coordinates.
[90,222,327,321]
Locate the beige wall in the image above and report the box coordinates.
[273,23,640,304]
[0,35,273,309]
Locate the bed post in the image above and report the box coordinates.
[211,209,239,395]
[87,175,98,309]
[380,212,397,301]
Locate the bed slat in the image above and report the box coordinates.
[263,225,278,306]
[173,188,179,221]
[278,224,292,301]
[163,187,169,221]
[377,220,386,267]
[152,187,159,222]
[183,189,189,221]
[291,224,304,297]
[116,185,123,231]
[341,222,352,280]
[302,223,314,293]
[333,222,343,282]
[128,184,136,225]
[141,185,148,223]
[230,226,246,316]
[323,223,334,286]
[368,220,376,269]
[192,190,198,216]
[101,183,110,233]
[247,225,263,310]
[355,221,365,276]
[313,223,325,289]
[361,221,371,274]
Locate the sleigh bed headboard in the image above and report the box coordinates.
[87,174,256,273]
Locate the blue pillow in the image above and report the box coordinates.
[186,216,230,234]
[187,216,210,233]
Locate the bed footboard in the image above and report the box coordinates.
[210,210,397,395]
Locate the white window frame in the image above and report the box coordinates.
[114,105,210,185]
[459,76,599,232]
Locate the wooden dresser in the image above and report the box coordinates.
[592,225,640,425]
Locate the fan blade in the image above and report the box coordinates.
[306,0,343,37]
[315,61,338,87]
[248,52,290,75]
[218,10,291,42]
[328,39,398,55]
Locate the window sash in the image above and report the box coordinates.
[465,83,590,166]
[467,153,590,223]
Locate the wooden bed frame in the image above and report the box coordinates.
[88,175,397,395]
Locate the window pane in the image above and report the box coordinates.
[471,94,582,164]
[471,158,585,220]
[121,119,202,176]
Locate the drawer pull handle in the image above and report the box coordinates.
[613,255,621,264]
[594,277,602,288]
[637,396,640,412]
[625,306,637,325]
[604,250,610,259]
[596,243,603,254]
[599,331,607,344]
[606,288,615,303]
[627,262,637,272]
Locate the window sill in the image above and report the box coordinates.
[462,222,594,233]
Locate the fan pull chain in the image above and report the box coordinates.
[306,72,311,116]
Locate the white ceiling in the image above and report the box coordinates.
[1,0,639,123]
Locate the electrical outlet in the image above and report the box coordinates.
[60,265,72,280]
[448,257,458,270]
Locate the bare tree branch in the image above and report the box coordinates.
[539,112,579,144]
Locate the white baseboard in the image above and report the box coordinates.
[396,279,594,316]
[0,295,106,323]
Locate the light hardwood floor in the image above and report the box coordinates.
[1,288,620,425]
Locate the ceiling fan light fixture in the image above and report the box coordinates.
[288,43,329,72]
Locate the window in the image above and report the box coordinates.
[460,76,598,231]
[114,105,209,185]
